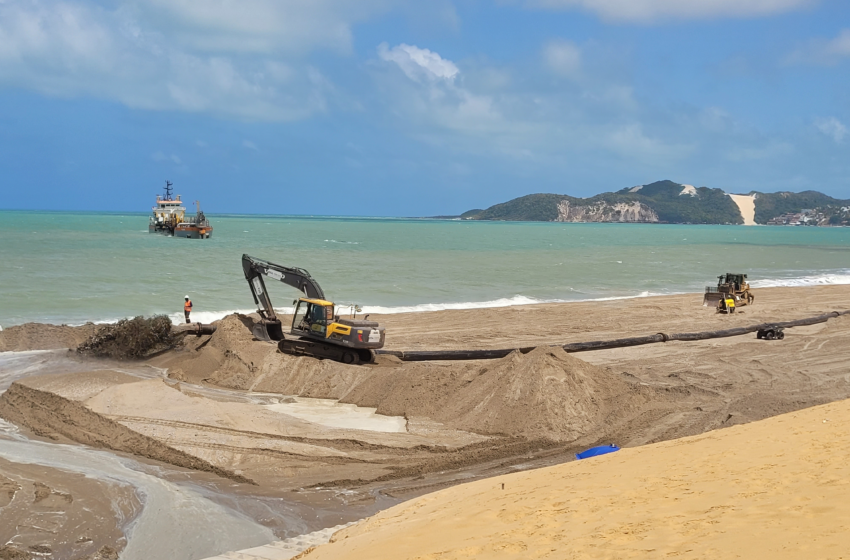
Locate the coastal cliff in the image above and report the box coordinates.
[555,200,658,223]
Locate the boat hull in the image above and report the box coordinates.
[174,226,213,239]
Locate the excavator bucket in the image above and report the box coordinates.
[251,319,284,342]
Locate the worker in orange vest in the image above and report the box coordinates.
[184,295,193,323]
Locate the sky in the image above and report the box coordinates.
[0,0,848,216]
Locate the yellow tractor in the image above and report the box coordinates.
[703,273,754,311]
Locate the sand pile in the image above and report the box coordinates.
[163,314,368,398]
[164,314,277,387]
[341,347,655,442]
[0,322,97,352]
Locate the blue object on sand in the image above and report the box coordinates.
[576,444,620,460]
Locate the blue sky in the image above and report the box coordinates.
[0,0,848,216]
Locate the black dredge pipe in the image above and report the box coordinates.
[376,310,849,362]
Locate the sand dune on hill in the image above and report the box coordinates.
[303,397,850,560]
[728,193,756,225]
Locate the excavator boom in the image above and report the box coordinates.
[242,254,326,322]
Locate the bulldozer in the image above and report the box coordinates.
[703,273,754,309]
[242,254,385,364]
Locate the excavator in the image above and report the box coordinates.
[242,254,385,364]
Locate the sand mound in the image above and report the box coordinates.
[0,322,97,352]
[163,314,367,398]
[341,347,653,442]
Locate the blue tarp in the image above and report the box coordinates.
[575,444,620,460]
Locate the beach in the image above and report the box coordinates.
[0,284,848,558]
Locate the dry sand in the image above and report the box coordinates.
[303,396,850,559]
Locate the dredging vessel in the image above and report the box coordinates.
[148,181,213,239]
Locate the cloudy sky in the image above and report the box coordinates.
[1,0,848,215]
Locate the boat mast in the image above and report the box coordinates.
[164,180,174,201]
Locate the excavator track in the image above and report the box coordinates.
[278,338,375,364]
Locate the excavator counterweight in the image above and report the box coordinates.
[242,254,385,364]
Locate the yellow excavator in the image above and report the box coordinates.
[242,254,385,364]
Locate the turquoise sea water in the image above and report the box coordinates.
[1,210,849,327]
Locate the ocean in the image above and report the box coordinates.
[1,210,849,327]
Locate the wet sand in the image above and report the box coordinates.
[0,456,137,560]
[0,284,848,557]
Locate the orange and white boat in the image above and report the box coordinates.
[148,181,213,239]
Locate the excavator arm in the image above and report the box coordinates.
[242,254,326,323]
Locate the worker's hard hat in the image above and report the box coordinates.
[185,295,189,299]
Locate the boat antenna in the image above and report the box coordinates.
[164,180,173,201]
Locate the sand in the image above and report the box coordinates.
[728,193,756,225]
[302,396,850,559]
[0,322,97,352]
[1,284,849,556]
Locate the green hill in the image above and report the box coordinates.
[441,181,848,225]
[462,181,742,224]
[752,191,850,224]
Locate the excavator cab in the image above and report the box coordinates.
[293,299,334,337]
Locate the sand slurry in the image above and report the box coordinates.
[302,396,850,559]
[0,456,137,560]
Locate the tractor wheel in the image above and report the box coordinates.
[341,350,359,365]
[777,331,785,340]
[765,331,776,340]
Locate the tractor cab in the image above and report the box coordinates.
[718,273,747,292]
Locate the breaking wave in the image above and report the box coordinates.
[751,271,850,288]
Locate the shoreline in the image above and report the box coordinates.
[2,269,850,330]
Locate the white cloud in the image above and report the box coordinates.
[134,0,392,55]
[815,117,847,142]
[543,40,582,77]
[0,0,368,120]
[525,0,814,22]
[242,139,259,150]
[786,29,850,65]
[377,43,460,82]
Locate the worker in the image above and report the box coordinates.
[184,295,193,323]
